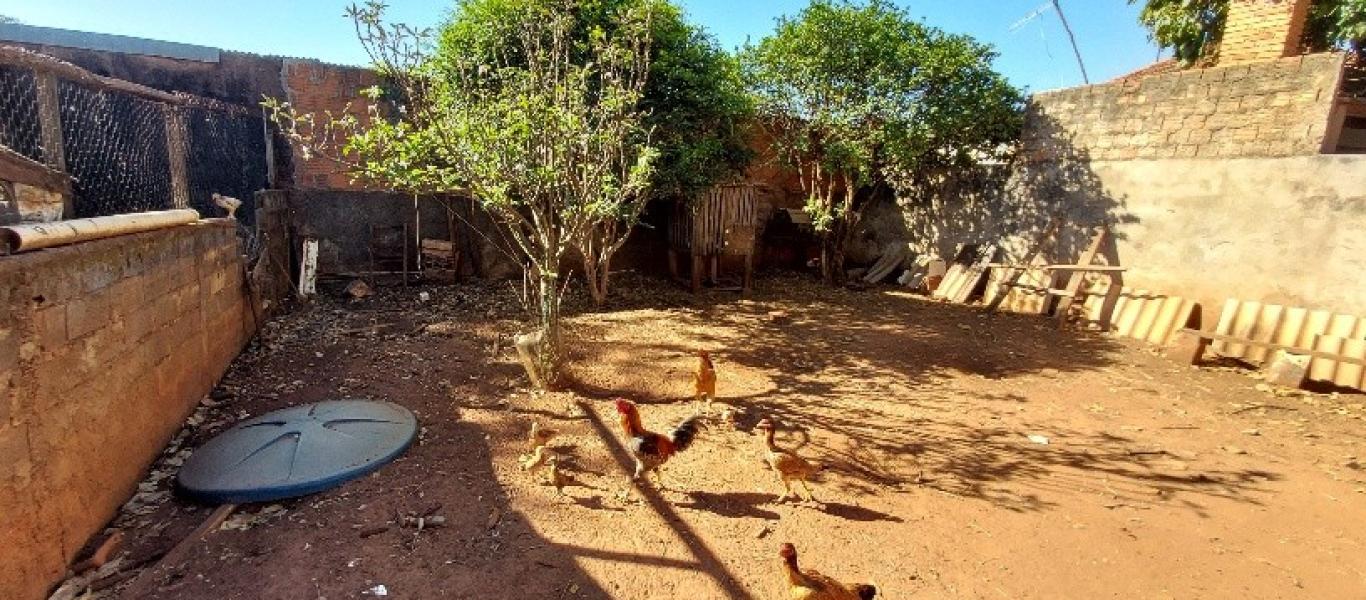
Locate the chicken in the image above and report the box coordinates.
[693,350,717,412]
[614,399,702,485]
[779,543,877,600]
[756,418,822,503]
[528,421,558,450]
[520,444,551,472]
[544,456,576,494]
[211,193,242,219]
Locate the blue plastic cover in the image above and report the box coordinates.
[177,400,417,504]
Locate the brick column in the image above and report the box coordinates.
[1219,0,1313,65]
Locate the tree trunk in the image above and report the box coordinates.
[583,252,611,306]
[521,271,562,390]
[819,234,837,285]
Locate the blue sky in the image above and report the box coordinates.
[0,0,1164,93]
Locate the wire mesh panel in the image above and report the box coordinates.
[58,79,174,217]
[0,65,43,161]
[184,105,268,226]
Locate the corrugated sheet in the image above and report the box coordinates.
[991,268,1194,346]
[1210,299,1365,390]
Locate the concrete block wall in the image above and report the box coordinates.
[1025,52,1344,160]
[0,220,257,600]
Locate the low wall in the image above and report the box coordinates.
[0,220,258,600]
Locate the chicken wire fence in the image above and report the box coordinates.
[0,64,41,161]
[0,54,269,228]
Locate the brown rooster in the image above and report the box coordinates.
[780,543,877,600]
[694,350,717,412]
[756,418,822,503]
[614,399,702,486]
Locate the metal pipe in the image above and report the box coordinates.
[1,209,200,254]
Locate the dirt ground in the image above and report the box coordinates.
[87,273,1366,599]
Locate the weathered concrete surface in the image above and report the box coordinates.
[0,221,258,600]
[1090,155,1366,316]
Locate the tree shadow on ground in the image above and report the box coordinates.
[564,274,1280,515]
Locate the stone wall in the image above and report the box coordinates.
[0,221,258,600]
[1025,52,1345,160]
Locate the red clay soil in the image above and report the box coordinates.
[86,274,1366,599]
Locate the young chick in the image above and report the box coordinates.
[545,456,576,495]
[520,444,551,472]
[779,543,877,600]
[528,421,558,450]
[694,350,717,413]
[756,418,821,503]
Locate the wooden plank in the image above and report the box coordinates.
[0,146,71,191]
[118,504,236,600]
[951,243,998,304]
[1041,265,1128,271]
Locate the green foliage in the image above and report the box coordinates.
[437,0,753,199]
[741,0,1021,276]
[1307,0,1366,53]
[1130,0,1366,64]
[1129,0,1227,65]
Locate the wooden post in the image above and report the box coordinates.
[742,252,753,294]
[298,237,319,298]
[33,72,70,218]
[33,73,65,171]
[261,106,278,188]
[690,253,703,293]
[164,105,190,209]
[667,248,680,281]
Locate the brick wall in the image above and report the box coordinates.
[281,59,380,191]
[1024,52,1345,160]
[1220,0,1312,65]
[0,221,257,600]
